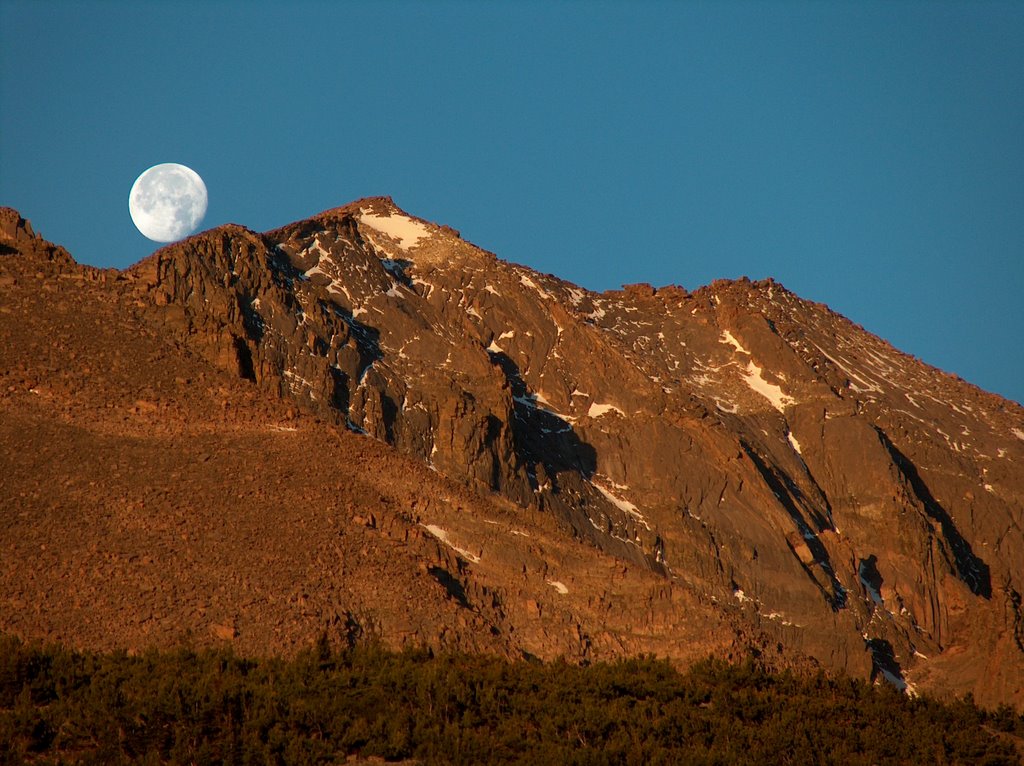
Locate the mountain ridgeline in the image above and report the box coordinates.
[1,199,1022,708]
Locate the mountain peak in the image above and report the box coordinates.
[0,206,33,242]
[309,194,402,221]
[0,206,75,266]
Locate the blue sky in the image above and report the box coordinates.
[2,1,1022,404]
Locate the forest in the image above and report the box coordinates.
[1,634,1022,765]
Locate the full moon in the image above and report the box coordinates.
[128,163,208,242]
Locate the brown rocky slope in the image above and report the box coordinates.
[1,200,1022,708]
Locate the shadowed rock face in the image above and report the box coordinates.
[2,200,1023,708]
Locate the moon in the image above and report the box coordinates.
[129,163,208,242]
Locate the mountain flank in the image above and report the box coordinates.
[1,200,1022,708]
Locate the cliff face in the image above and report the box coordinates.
[2,200,1022,706]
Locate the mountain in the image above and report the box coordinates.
[1,199,1022,708]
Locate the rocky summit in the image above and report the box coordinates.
[1,199,1022,708]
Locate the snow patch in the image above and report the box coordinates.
[743,361,795,412]
[284,369,316,396]
[588,402,625,418]
[878,667,908,692]
[301,236,330,260]
[720,330,750,355]
[787,432,803,455]
[858,561,884,607]
[547,580,569,595]
[593,481,650,529]
[733,587,754,604]
[359,212,432,250]
[810,342,883,394]
[420,524,480,563]
[717,331,794,411]
[1012,428,1024,442]
[714,398,739,414]
[328,281,353,301]
[762,611,801,627]
[513,393,576,424]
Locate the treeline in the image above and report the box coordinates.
[1,634,1021,765]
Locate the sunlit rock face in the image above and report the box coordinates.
[3,199,1023,708]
